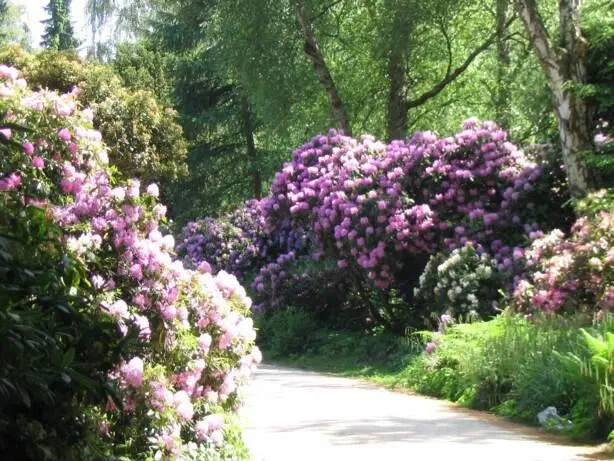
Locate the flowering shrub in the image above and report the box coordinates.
[0,45,188,184]
[414,243,506,322]
[262,120,546,292]
[178,199,310,279]
[0,65,259,460]
[178,216,260,276]
[513,208,613,317]
[181,120,567,330]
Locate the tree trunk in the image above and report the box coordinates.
[514,0,591,197]
[386,2,411,141]
[295,1,352,136]
[495,0,512,129]
[241,98,262,199]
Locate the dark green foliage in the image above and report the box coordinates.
[147,3,273,221]
[256,307,416,367]
[582,0,614,186]
[0,199,132,460]
[113,41,173,104]
[256,308,320,357]
[583,1,614,126]
[41,0,79,50]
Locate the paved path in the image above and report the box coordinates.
[241,364,594,461]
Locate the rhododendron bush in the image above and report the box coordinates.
[414,243,506,320]
[255,122,563,324]
[0,65,260,460]
[178,202,357,325]
[178,200,271,277]
[514,207,613,317]
[261,122,552,285]
[180,119,574,330]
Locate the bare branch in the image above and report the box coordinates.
[438,18,454,79]
[312,0,344,22]
[408,96,462,129]
[406,16,516,109]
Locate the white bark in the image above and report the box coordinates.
[514,0,590,196]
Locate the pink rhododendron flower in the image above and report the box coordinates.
[106,299,129,319]
[58,128,71,141]
[425,342,437,354]
[81,108,94,121]
[198,260,212,273]
[195,420,209,441]
[132,314,151,340]
[31,156,45,168]
[210,430,224,446]
[251,346,263,364]
[198,333,212,352]
[22,142,35,155]
[205,414,224,432]
[121,357,144,388]
[0,173,21,191]
[146,183,159,197]
[173,391,194,421]
[127,179,140,199]
[0,127,12,139]
[0,65,19,80]
[110,187,126,201]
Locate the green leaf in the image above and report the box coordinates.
[63,348,76,367]
[19,386,31,407]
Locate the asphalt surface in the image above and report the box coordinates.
[241,364,593,461]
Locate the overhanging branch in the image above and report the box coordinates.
[406,16,516,109]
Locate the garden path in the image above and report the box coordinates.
[241,364,597,461]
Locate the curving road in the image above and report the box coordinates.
[241,364,594,461]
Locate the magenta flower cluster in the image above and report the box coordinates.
[179,200,310,281]
[0,66,261,460]
[178,215,261,275]
[260,119,543,290]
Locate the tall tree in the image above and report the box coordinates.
[41,0,79,50]
[384,0,412,140]
[0,0,30,47]
[514,0,591,197]
[86,0,153,56]
[144,1,273,219]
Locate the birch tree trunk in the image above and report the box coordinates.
[295,2,352,136]
[514,0,591,197]
[495,0,512,129]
